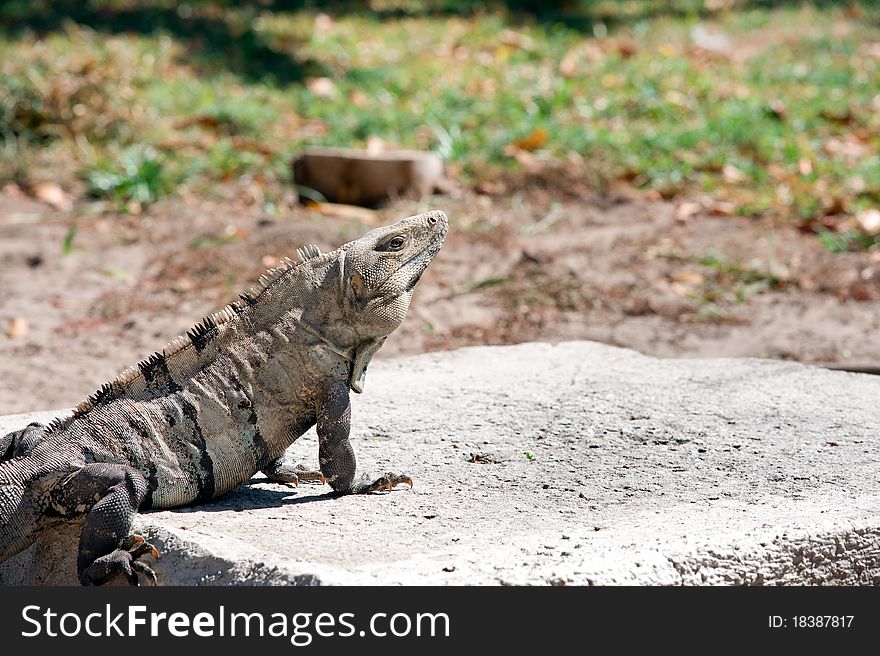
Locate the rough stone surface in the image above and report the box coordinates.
[292,147,443,206]
[2,341,879,586]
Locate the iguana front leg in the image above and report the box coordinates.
[317,384,413,494]
[53,463,159,585]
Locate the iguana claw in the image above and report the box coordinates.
[132,560,158,586]
[81,534,160,586]
[293,464,327,485]
[363,472,413,493]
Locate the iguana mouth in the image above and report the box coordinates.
[405,270,424,292]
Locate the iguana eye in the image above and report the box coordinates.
[378,235,407,251]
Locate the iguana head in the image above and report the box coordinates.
[338,209,447,392]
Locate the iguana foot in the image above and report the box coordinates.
[261,458,326,487]
[292,464,327,485]
[352,472,414,494]
[81,534,159,586]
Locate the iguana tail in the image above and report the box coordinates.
[0,423,53,562]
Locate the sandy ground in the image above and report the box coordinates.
[1,183,879,415]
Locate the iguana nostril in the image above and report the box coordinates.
[427,214,437,225]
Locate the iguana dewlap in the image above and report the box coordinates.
[0,210,447,585]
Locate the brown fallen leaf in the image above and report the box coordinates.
[823,135,870,161]
[860,42,880,58]
[856,209,880,235]
[499,29,535,51]
[33,182,72,211]
[305,201,378,225]
[7,316,28,339]
[674,201,701,222]
[511,128,548,152]
[306,77,336,98]
[722,164,746,183]
[2,182,26,199]
[559,53,578,78]
[848,282,876,302]
[616,38,638,58]
[314,13,334,33]
[672,271,705,286]
[820,107,855,125]
[365,135,387,155]
[707,201,737,216]
[766,99,787,120]
[798,277,816,291]
[350,89,369,108]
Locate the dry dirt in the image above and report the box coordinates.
[2,181,879,415]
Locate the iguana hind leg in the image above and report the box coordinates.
[53,463,159,586]
[317,384,412,494]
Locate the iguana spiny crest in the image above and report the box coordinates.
[47,209,448,435]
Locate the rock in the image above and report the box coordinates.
[292,147,443,207]
[2,341,880,585]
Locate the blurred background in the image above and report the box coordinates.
[1,0,879,413]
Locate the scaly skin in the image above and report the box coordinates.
[0,210,448,585]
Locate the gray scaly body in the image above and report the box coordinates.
[0,210,447,584]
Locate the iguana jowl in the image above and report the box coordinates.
[0,210,448,585]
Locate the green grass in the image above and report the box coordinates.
[85,147,175,210]
[1,1,879,238]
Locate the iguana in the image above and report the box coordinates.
[0,210,447,585]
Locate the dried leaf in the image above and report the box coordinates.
[350,89,369,108]
[674,201,701,222]
[499,29,535,52]
[314,13,334,33]
[33,182,72,211]
[823,136,870,162]
[672,271,705,286]
[306,201,378,225]
[511,128,548,152]
[766,99,787,120]
[7,316,28,339]
[856,209,880,235]
[306,77,336,98]
[2,182,26,199]
[707,201,737,216]
[860,42,880,58]
[559,53,578,78]
[616,39,638,58]
[670,282,691,297]
[848,282,876,302]
[722,164,746,184]
[690,25,732,55]
[365,136,386,155]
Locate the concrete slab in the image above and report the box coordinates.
[2,341,879,585]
